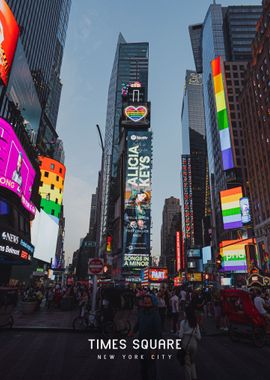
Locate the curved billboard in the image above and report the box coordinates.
[0,117,36,214]
[0,0,20,86]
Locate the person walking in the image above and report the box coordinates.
[157,291,167,330]
[179,307,201,380]
[170,290,180,333]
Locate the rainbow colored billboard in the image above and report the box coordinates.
[211,56,234,171]
[0,117,36,214]
[220,239,255,273]
[0,0,20,86]
[220,187,243,230]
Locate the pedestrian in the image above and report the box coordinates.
[132,295,162,380]
[179,306,201,380]
[254,289,270,320]
[170,290,180,333]
[157,291,167,330]
[180,287,187,313]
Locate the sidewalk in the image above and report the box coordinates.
[12,301,78,331]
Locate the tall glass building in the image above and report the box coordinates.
[6,0,72,153]
[181,70,207,247]
[100,34,149,249]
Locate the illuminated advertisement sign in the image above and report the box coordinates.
[186,272,202,282]
[123,254,150,268]
[176,231,181,272]
[38,156,66,220]
[202,246,211,264]
[182,155,194,244]
[240,197,251,224]
[148,268,168,282]
[0,0,19,86]
[219,239,255,272]
[187,248,201,258]
[122,103,150,127]
[123,131,152,257]
[211,56,234,171]
[0,117,36,214]
[0,229,34,262]
[220,186,243,230]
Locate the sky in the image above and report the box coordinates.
[56,0,261,263]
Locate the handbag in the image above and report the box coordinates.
[177,328,195,366]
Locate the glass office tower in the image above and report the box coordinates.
[100,34,149,250]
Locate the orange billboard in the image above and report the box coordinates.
[0,0,19,85]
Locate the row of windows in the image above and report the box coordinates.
[42,171,64,185]
[40,181,62,193]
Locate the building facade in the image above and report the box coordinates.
[240,0,270,268]
[99,34,149,257]
[181,70,207,248]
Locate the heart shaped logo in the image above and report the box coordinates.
[124,106,148,122]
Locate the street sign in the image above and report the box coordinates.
[88,258,104,275]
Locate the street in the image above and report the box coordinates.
[0,330,269,380]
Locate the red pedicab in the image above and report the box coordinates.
[221,288,268,347]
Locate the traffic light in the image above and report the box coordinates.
[216,254,222,270]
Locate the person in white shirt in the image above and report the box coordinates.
[179,307,201,380]
[170,291,180,333]
[254,290,270,320]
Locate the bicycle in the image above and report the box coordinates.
[72,308,115,336]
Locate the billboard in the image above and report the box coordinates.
[187,248,201,258]
[182,155,194,245]
[186,272,202,282]
[0,229,34,263]
[240,197,251,224]
[0,117,36,214]
[123,254,150,268]
[148,268,168,282]
[0,0,19,86]
[219,239,255,273]
[211,56,234,171]
[123,131,152,257]
[39,156,66,220]
[176,231,181,272]
[220,186,243,230]
[31,209,59,264]
[202,246,212,264]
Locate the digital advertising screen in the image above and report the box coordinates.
[182,155,194,245]
[187,248,201,258]
[211,56,234,171]
[148,268,168,282]
[0,117,36,214]
[39,156,66,220]
[0,228,34,263]
[220,186,243,230]
[202,246,212,264]
[123,131,152,257]
[0,0,20,86]
[123,254,150,268]
[240,197,251,224]
[219,239,254,273]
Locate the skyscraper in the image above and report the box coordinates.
[180,70,207,248]
[189,4,261,247]
[6,0,72,152]
[99,34,149,254]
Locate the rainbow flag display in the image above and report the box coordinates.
[211,56,234,171]
[220,187,243,230]
[220,239,253,273]
[124,105,147,122]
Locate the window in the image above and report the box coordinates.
[59,168,62,174]
[51,184,55,190]
[44,172,49,178]
[51,209,55,215]
[56,176,59,182]
[40,181,43,187]
[50,163,55,170]
[55,198,58,204]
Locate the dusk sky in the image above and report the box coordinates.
[57,0,261,263]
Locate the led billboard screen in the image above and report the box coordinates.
[148,268,168,282]
[0,117,36,214]
[123,131,152,257]
[0,0,19,86]
[187,248,201,258]
[176,231,181,272]
[123,254,150,268]
[219,239,255,273]
[39,156,66,220]
[220,187,243,230]
[31,209,59,264]
[211,56,234,171]
[240,197,251,224]
[0,229,34,263]
[182,155,194,245]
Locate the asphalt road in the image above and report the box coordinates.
[0,330,269,380]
